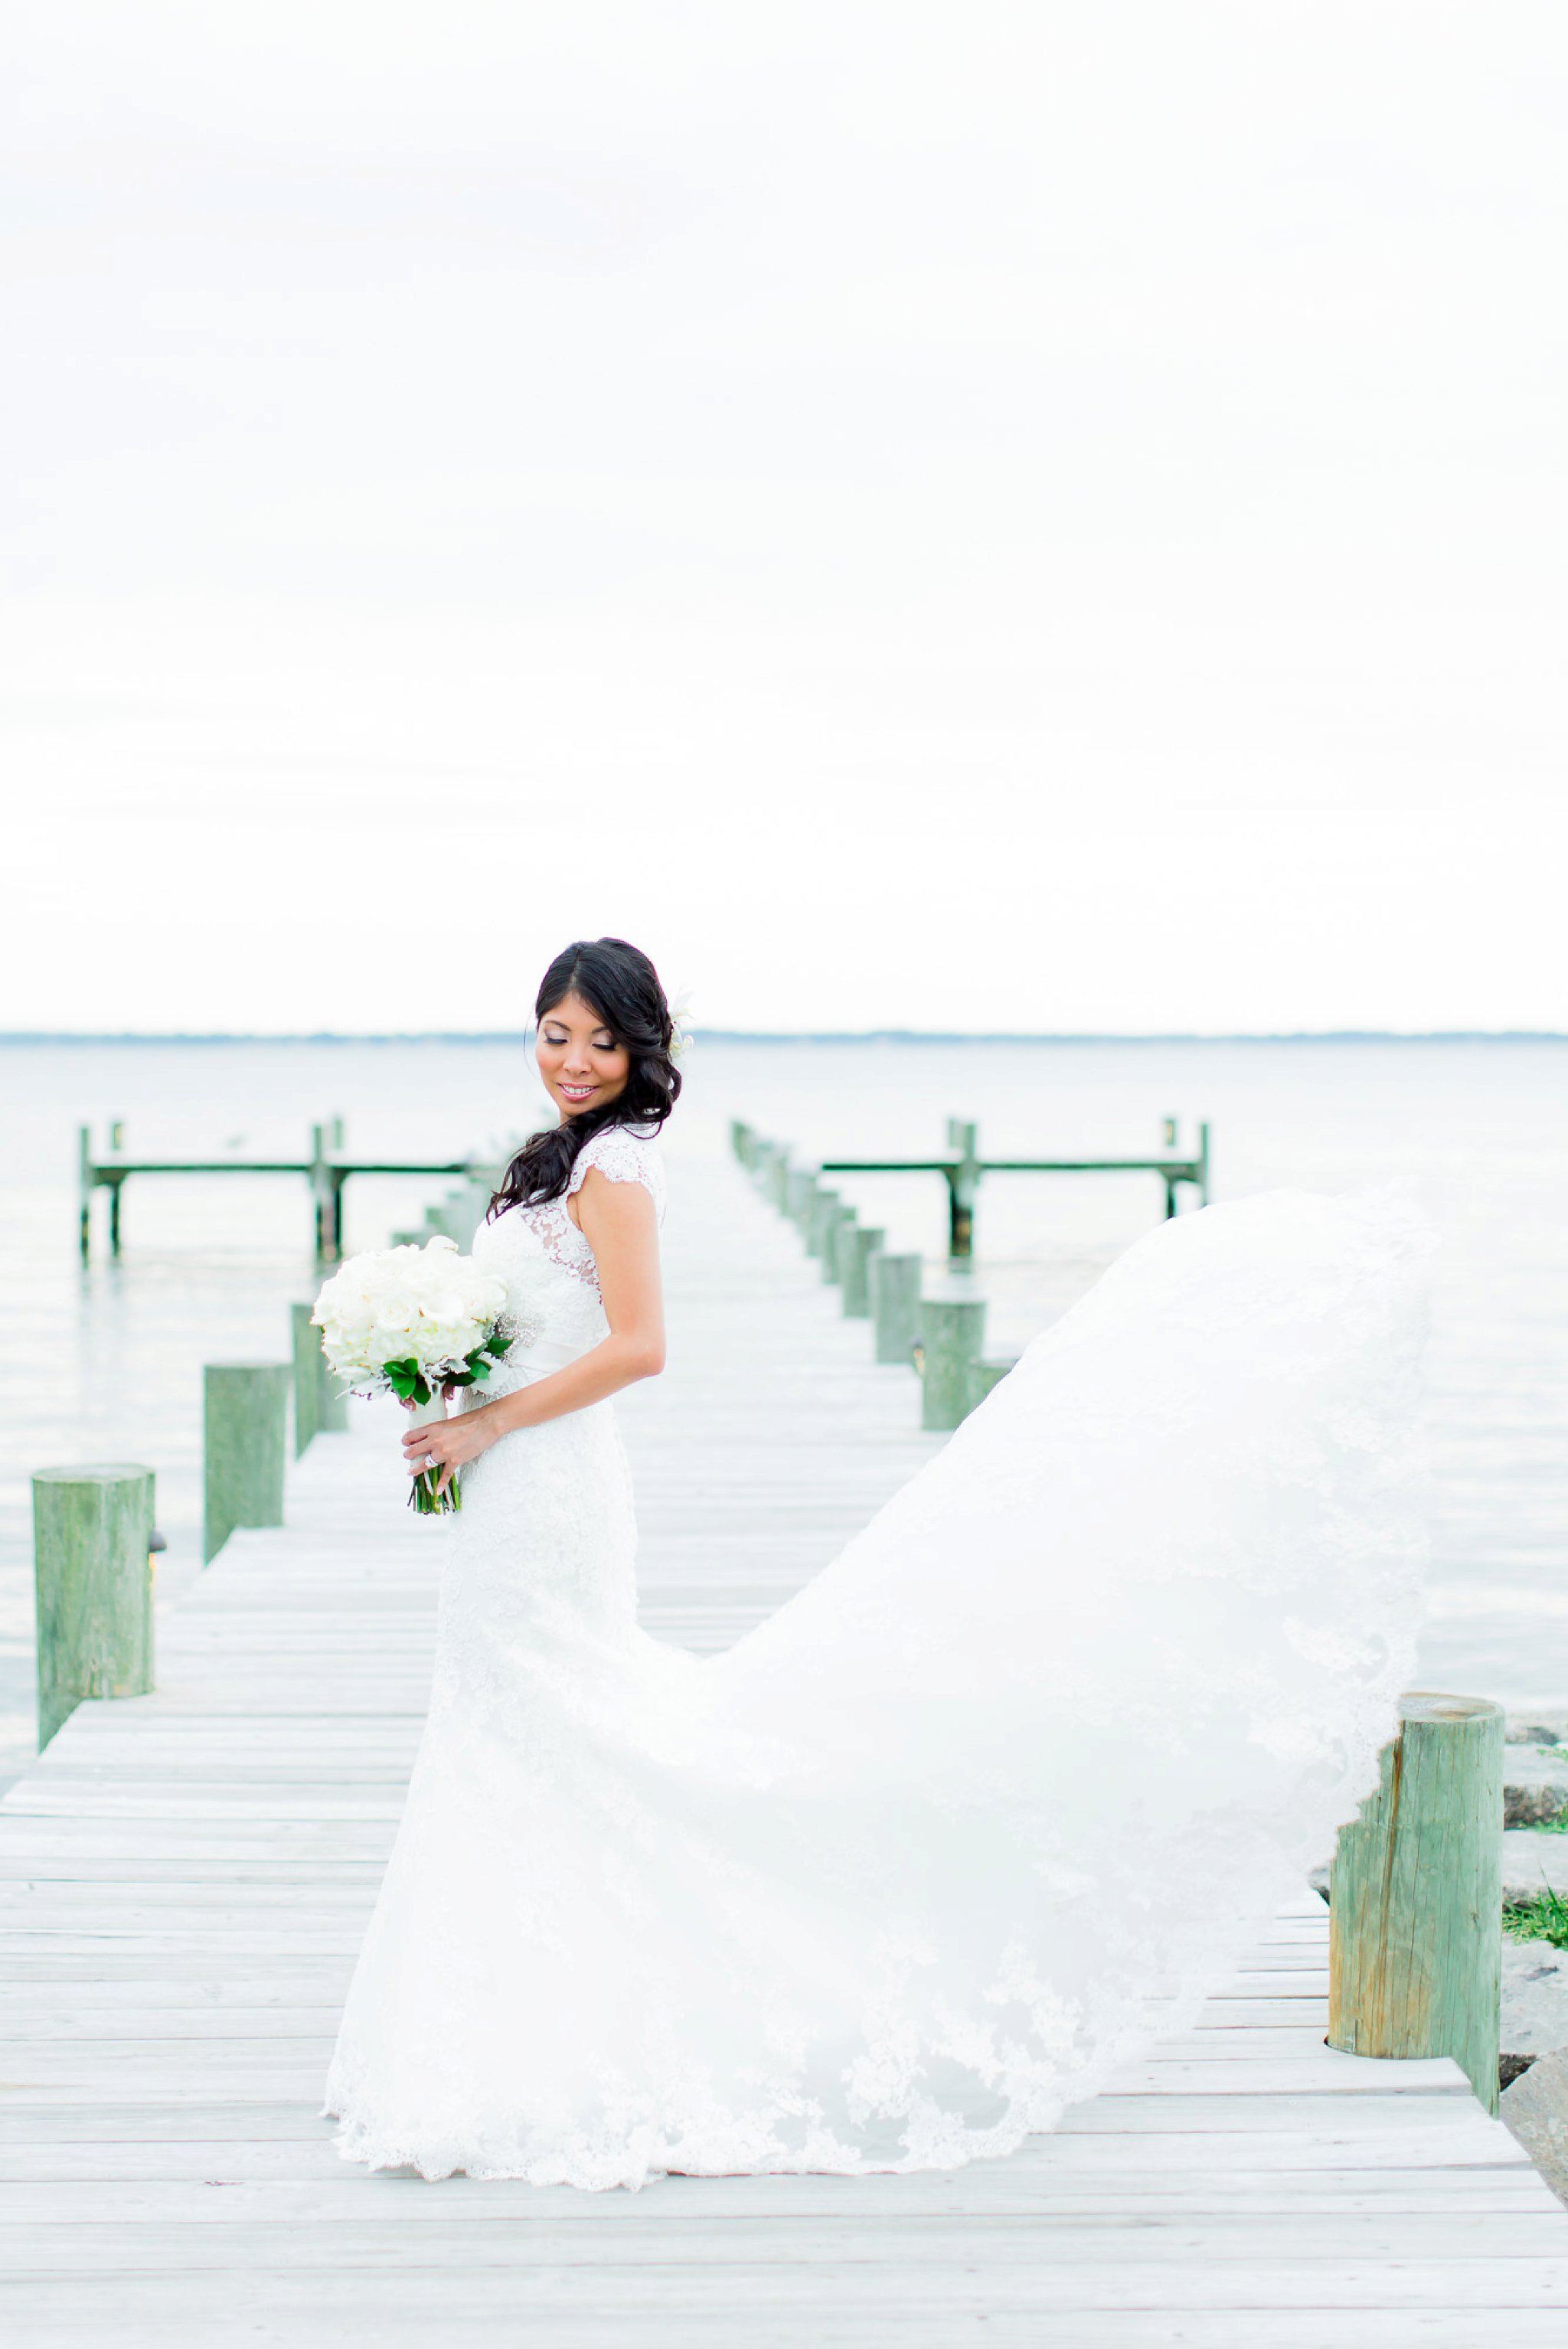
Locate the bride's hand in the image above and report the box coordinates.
[400,1406,498,1495]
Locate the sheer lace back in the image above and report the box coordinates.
[505,1123,666,1295]
[461,1123,665,1377]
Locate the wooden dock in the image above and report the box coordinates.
[4,1139,1566,2343]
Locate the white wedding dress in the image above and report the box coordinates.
[324,1125,1429,2189]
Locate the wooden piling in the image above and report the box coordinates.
[944,1118,980,1261]
[786,1169,818,1236]
[838,1224,885,1318]
[1328,1691,1504,2113]
[818,1199,852,1283]
[871,1252,923,1367]
[309,1125,335,1259]
[968,1357,1015,1410]
[289,1305,319,1458]
[77,1125,93,1260]
[806,1188,841,1262]
[204,1364,289,1564]
[920,1296,987,1431]
[31,1465,155,1750]
[316,1346,348,1434]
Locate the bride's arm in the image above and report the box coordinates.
[400,1170,664,1488]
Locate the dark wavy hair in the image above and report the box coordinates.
[489,937,681,1215]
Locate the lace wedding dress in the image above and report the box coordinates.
[325,1125,1429,2188]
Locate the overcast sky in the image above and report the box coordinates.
[5,2,1565,1034]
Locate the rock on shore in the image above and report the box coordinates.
[1501,2047,1568,2204]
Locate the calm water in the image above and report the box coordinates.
[3,1036,1566,1782]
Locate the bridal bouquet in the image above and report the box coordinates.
[312,1237,513,1515]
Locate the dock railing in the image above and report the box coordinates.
[809,1112,1209,1262]
[77,1117,488,1261]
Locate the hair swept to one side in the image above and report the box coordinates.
[489,937,681,1215]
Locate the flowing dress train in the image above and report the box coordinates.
[324,1124,1428,2188]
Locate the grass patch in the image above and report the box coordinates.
[1504,1883,1568,1950]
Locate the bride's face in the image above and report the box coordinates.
[536,992,632,1121]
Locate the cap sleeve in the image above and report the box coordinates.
[567,1125,666,1225]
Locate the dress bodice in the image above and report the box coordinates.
[468,1124,665,1384]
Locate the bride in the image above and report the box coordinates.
[325,935,1428,2190]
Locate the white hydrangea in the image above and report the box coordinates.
[312,1236,509,1396]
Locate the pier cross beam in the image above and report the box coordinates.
[818,1117,1210,1261]
[76,1121,479,1262]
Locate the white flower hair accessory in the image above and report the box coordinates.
[667,986,694,1063]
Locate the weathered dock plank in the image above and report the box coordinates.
[2,1135,1563,2341]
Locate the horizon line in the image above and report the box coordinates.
[3,1028,1567,1047]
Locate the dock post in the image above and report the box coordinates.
[1197,1121,1211,1207]
[871,1252,923,1367]
[77,1126,94,1262]
[787,1170,818,1234]
[945,1119,979,1262]
[316,1349,348,1435]
[920,1296,988,1430]
[309,1125,332,1259]
[1328,1692,1503,2113]
[838,1224,884,1317]
[806,1188,840,1262]
[204,1364,289,1563]
[289,1304,321,1457]
[968,1358,1015,1411]
[31,1465,155,1750]
[307,1122,348,1259]
[328,1169,347,1258]
[819,1200,852,1282]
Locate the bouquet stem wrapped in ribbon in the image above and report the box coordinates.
[312,1237,513,1516]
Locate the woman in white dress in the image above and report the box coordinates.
[325,936,1429,2190]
